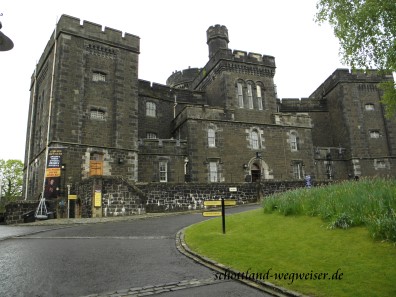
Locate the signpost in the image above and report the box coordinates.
[203,199,237,234]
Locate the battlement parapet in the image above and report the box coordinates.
[32,15,140,79]
[191,48,276,90]
[139,80,206,104]
[166,67,202,88]
[206,24,229,43]
[279,98,328,112]
[57,14,140,50]
[310,68,393,99]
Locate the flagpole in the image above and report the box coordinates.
[36,18,58,219]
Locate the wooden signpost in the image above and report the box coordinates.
[202,198,236,234]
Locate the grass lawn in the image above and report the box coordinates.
[184,209,396,297]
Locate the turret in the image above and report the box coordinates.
[206,25,229,59]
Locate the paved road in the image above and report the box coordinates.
[0,204,272,297]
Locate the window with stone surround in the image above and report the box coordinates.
[209,161,218,182]
[365,103,375,111]
[251,130,260,149]
[146,101,156,117]
[292,161,304,179]
[208,128,216,147]
[290,131,299,151]
[159,161,168,182]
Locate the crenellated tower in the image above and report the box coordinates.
[206,24,229,59]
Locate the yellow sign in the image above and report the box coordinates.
[94,191,102,207]
[204,200,237,206]
[204,200,222,206]
[224,200,237,206]
[68,194,77,200]
[202,211,222,217]
[45,168,61,177]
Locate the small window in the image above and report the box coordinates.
[208,128,216,147]
[237,83,244,108]
[90,108,106,120]
[365,104,375,111]
[93,72,106,82]
[146,132,157,139]
[247,84,253,109]
[251,130,260,149]
[370,130,380,138]
[257,85,263,110]
[159,161,167,182]
[375,159,386,169]
[209,162,218,182]
[146,102,156,117]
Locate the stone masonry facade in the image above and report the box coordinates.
[21,15,396,219]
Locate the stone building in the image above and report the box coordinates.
[22,15,395,217]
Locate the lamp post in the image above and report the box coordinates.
[0,17,14,51]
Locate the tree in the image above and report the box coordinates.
[0,159,23,202]
[315,0,396,117]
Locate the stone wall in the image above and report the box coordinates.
[76,176,144,218]
[4,201,39,225]
[139,180,315,212]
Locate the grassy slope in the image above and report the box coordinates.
[185,209,396,297]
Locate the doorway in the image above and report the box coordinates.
[251,163,261,182]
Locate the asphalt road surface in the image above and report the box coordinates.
[0,204,273,297]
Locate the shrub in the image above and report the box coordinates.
[262,178,396,242]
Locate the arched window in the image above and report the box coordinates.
[146,102,156,117]
[247,83,253,109]
[251,130,259,149]
[290,131,299,151]
[237,82,244,108]
[208,128,216,147]
[257,85,263,110]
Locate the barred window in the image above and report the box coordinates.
[370,130,380,138]
[90,108,106,120]
[365,104,375,111]
[92,72,106,82]
[146,132,157,139]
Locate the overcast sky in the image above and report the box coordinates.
[0,0,346,162]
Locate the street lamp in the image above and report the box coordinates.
[0,17,14,51]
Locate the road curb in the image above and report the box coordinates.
[176,227,309,297]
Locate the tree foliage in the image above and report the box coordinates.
[0,159,23,202]
[315,0,396,116]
